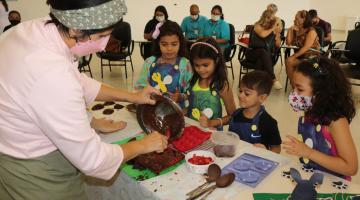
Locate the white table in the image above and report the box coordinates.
[85,102,360,200]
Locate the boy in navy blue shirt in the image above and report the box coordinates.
[229,71,281,153]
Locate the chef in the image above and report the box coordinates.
[0,0,167,199]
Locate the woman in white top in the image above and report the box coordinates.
[0,0,167,199]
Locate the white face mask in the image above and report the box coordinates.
[191,15,199,20]
[156,16,165,22]
[211,14,220,21]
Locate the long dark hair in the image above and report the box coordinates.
[46,0,120,37]
[1,0,8,12]
[212,5,224,20]
[153,5,168,20]
[294,56,356,124]
[298,10,313,29]
[189,37,228,92]
[152,21,187,58]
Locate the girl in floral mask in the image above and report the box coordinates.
[283,56,358,180]
[202,5,230,50]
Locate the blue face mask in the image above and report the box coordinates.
[288,91,313,112]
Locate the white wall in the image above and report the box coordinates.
[310,0,360,31]
[6,0,310,40]
[7,0,49,21]
[7,0,359,40]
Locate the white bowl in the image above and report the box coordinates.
[185,150,216,174]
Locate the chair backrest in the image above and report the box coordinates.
[355,22,360,29]
[229,23,235,45]
[111,21,132,50]
[314,26,324,48]
[280,19,285,40]
[345,29,360,62]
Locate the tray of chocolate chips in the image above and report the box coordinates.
[136,94,185,141]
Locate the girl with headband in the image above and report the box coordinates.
[0,0,167,198]
[187,37,236,130]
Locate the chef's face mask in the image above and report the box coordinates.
[70,35,110,57]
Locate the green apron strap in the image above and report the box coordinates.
[0,151,87,200]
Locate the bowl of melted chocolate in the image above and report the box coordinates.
[136,94,184,141]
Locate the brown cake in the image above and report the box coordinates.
[133,148,184,174]
[103,109,114,115]
[91,103,104,111]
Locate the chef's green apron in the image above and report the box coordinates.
[0,150,86,200]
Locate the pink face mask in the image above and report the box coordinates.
[70,35,110,57]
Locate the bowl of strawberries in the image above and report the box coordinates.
[185,150,215,174]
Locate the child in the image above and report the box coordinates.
[229,71,281,153]
[283,56,358,179]
[187,37,236,130]
[135,21,192,107]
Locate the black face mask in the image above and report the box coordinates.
[9,20,20,26]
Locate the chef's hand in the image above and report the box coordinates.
[132,85,161,105]
[139,131,168,153]
[91,118,126,134]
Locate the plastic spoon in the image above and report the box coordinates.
[187,172,235,200]
[186,164,221,196]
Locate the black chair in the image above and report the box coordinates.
[78,54,93,77]
[329,29,360,85]
[355,22,360,29]
[140,41,153,60]
[239,27,278,79]
[223,23,237,79]
[97,21,134,79]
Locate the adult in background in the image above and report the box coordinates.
[245,10,282,89]
[285,10,320,83]
[181,4,207,40]
[143,5,169,59]
[309,9,332,46]
[203,5,230,50]
[3,10,21,32]
[0,0,167,199]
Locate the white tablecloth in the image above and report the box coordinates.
[85,102,360,200]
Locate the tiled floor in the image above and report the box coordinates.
[87,43,360,184]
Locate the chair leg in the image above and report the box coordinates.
[87,64,93,78]
[130,56,134,72]
[124,60,128,79]
[108,60,112,72]
[230,61,234,79]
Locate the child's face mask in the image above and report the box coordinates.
[70,35,110,57]
[288,90,313,112]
